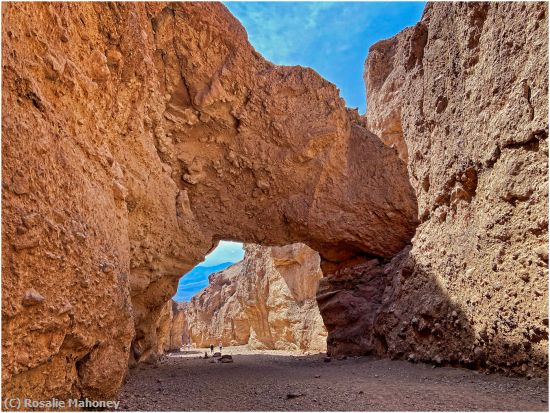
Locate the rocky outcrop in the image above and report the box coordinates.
[186,244,327,351]
[154,301,173,357]
[319,2,548,377]
[152,300,189,356]
[2,2,416,401]
[169,301,189,351]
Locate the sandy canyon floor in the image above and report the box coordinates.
[118,346,548,411]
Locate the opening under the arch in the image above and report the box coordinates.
[173,241,245,302]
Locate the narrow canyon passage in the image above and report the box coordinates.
[118,347,548,411]
[127,240,547,411]
[2,0,547,407]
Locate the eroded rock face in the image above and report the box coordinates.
[153,300,188,356]
[170,301,189,351]
[322,2,547,376]
[186,244,327,351]
[2,2,416,400]
[154,301,173,357]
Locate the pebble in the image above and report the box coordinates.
[286,393,303,399]
[22,288,44,306]
[112,180,128,201]
[101,262,114,273]
[22,213,40,228]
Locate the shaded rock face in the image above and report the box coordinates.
[154,301,173,357]
[2,2,416,400]
[153,300,188,357]
[170,301,189,351]
[325,2,548,376]
[186,244,327,352]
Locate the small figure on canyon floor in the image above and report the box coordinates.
[210,343,214,354]
[187,342,191,351]
[219,342,223,352]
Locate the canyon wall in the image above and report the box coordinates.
[2,2,416,401]
[153,300,188,357]
[186,243,327,351]
[170,301,189,351]
[319,2,548,377]
[154,300,173,357]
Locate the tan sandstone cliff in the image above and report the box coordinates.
[170,301,189,351]
[185,243,327,351]
[2,2,416,401]
[318,2,548,377]
[154,300,188,356]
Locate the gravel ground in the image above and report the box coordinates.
[118,346,548,411]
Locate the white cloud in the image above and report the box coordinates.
[226,2,372,65]
[223,2,425,116]
[202,240,245,266]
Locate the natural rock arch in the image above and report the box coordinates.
[2,2,417,400]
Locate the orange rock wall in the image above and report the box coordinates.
[320,2,548,377]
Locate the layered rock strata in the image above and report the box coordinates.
[186,243,327,351]
[319,2,548,377]
[2,2,416,400]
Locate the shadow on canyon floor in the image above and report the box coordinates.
[119,349,548,411]
[165,350,203,356]
[319,246,547,378]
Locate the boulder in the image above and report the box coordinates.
[219,355,233,363]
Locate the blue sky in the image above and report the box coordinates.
[202,240,245,266]
[225,2,426,113]
[173,261,235,301]
[173,241,244,302]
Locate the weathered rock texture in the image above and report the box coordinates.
[319,2,548,377]
[186,243,327,351]
[2,2,416,401]
[154,300,173,357]
[170,301,189,351]
[153,300,188,356]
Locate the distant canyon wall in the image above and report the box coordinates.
[154,300,188,357]
[319,2,548,377]
[185,244,327,352]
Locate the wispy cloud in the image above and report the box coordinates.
[225,2,425,112]
[179,280,208,289]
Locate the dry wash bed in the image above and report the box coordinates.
[119,347,548,411]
